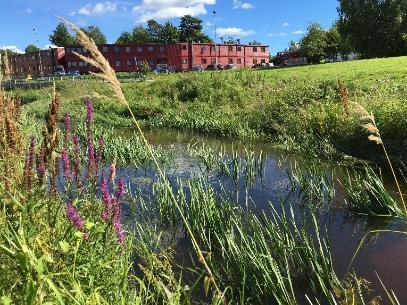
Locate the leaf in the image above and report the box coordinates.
[74,231,84,239]
[1,295,12,305]
[204,276,211,297]
[85,222,95,230]
[59,241,70,253]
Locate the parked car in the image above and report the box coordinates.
[152,66,175,74]
[206,64,218,71]
[217,64,225,70]
[53,65,66,75]
[67,70,80,76]
[225,64,236,70]
[191,65,204,72]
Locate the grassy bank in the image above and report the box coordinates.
[19,56,407,163]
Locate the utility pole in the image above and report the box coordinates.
[213,10,217,66]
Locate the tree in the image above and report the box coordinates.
[324,26,341,60]
[146,20,163,42]
[300,23,327,63]
[80,26,107,44]
[49,22,75,47]
[179,15,211,42]
[158,22,180,43]
[248,40,262,45]
[338,0,407,58]
[25,44,41,53]
[116,31,132,44]
[131,26,151,43]
[288,40,300,52]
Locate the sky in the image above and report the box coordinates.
[0,0,339,55]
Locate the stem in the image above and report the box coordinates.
[381,143,406,214]
[125,105,222,297]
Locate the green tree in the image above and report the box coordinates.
[80,26,107,44]
[338,0,407,58]
[179,15,211,42]
[131,26,151,43]
[158,22,180,43]
[324,26,341,59]
[25,44,41,53]
[116,31,132,44]
[146,20,163,42]
[49,22,75,47]
[300,23,327,63]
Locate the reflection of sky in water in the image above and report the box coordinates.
[116,128,407,303]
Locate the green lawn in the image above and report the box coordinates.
[20,56,407,163]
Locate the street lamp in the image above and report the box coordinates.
[213,10,218,66]
[33,28,43,75]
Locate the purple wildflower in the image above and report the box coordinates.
[65,201,84,230]
[61,149,71,181]
[99,174,112,221]
[87,142,95,178]
[112,205,125,244]
[115,177,124,201]
[72,135,82,186]
[95,138,104,174]
[86,100,93,126]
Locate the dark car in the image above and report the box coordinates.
[217,64,225,70]
[206,64,218,71]
[67,70,80,76]
[191,65,204,72]
[225,64,236,70]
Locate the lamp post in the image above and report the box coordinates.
[33,28,43,75]
[213,10,217,66]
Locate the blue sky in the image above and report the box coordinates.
[0,0,339,55]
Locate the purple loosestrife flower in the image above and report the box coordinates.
[99,174,112,221]
[113,204,125,244]
[115,178,124,201]
[87,142,95,178]
[65,201,84,230]
[95,138,104,175]
[63,112,71,149]
[61,149,71,182]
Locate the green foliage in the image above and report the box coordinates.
[49,22,76,47]
[24,44,41,53]
[338,0,407,58]
[179,15,212,43]
[300,23,328,63]
[80,25,107,44]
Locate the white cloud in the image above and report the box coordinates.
[233,0,254,9]
[267,32,287,37]
[1,46,24,53]
[217,27,255,38]
[282,22,289,27]
[78,1,117,16]
[24,8,33,14]
[133,0,215,22]
[292,30,304,35]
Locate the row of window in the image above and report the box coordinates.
[68,59,167,67]
[12,65,53,73]
[99,46,166,53]
[11,52,51,62]
[200,46,266,53]
[200,58,266,64]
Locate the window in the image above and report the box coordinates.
[202,58,207,64]
[228,46,233,52]
[182,45,187,51]
[211,58,216,64]
[83,48,88,53]
[228,58,233,64]
[237,58,242,64]
[148,59,155,66]
[114,46,120,53]
[102,46,108,52]
[182,58,188,64]
[261,47,266,52]
[76,47,82,53]
[237,46,242,52]
[136,60,143,66]
[211,46,215,53]
[115,60,121,67]
[253,59,257,64]
[72,62,77,67]
[126,46,131,52]
[79,62,84,67]
[261,59,266,64]
[148,46,154,52]
[84,62,88,66]
[137,47,143,52]
[66,48,71,54]
[201,46,206,54]
[126,60,132,66]
[253,47,258,52]
[68,62,72,67]
[160,46,165,52]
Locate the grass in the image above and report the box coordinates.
[17,56,407,163]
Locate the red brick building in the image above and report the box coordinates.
[9,42,269,77]
[9,48,65,77]
[64,42,269,72]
